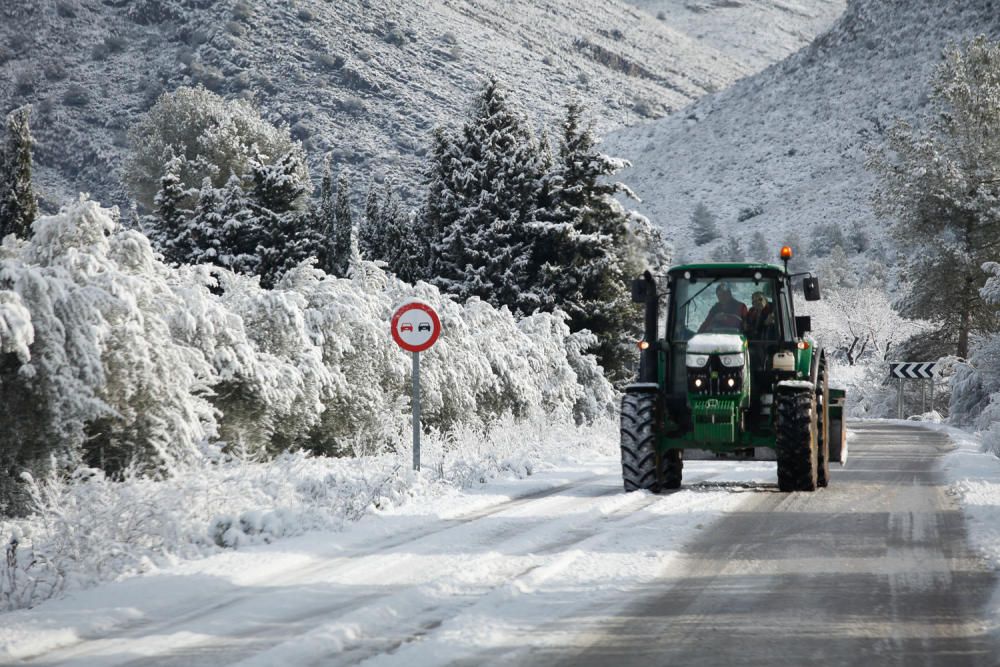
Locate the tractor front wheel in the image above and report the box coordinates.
[775,385,818,492]
[620,392,659,492]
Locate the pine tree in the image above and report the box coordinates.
[187,178,224,265]
[332,170,353,277]
[217,174,260,276]
[530,101,637,379]
[421,127,462,283]
[249,151,321,287]
[691,202,720,246]
[0,106,38,240]
[868,36,1000,358]
[358,178,384,263]
[375,180,422,283]
[431,76,544,308]
[315,158,337,275]
[148,154,193,264]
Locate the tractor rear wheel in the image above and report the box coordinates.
[620,392,659,492]
[816,361,831,488]
[662,449,683,490]
[775,386,818,492]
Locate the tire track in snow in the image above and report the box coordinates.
[23,469,748,666]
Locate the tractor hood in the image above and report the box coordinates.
[686,333,744,355]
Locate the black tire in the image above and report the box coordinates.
[775,386,818,492]
[662,449,683,490]
[621,392,659,492]
[816,360,831,488]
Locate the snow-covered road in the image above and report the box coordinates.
[5,423,1000,665]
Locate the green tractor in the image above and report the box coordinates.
[621,248,847,493]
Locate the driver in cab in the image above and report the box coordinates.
[698,283,748,333]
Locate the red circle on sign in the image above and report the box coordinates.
[391,301,441,353]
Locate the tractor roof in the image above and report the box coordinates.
[668,262,786,276]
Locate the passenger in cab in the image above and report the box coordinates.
[744,291,776,339]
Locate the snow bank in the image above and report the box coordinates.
[0,414,617,612]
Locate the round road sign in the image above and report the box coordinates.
[391,301,441,353]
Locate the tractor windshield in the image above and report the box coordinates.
[671,276,780,341]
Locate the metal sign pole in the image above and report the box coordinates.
[412,351,421,471]
[897,378,903,419]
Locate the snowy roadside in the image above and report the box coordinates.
[0,418,777,664]
[931,422,1000,568]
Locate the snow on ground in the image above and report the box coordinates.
[5,418,1000,664]
[935,423,1000,570]
[0,425,775,664]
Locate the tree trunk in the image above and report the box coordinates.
[957,275,975,359]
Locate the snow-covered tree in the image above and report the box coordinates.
[250,151,321,288]
[420,127,462,282]
[186,178,225,265]
[811,221,846,257]
[950,261,1000,451]
[145,154,192,265]
[0,106,38,240]
[691,202,720,246]
[358,178,386,265]
[331,170,353,278]
[217,174,260,277]
[807,284,929,366]
[528,101,642,379]
[848,220,871,254]
[868,36,1000,358]
[125,87,304,212]
[373,180,421,283]
[430,76,544,309]
[815,245,856,290]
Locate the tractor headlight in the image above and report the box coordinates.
[719,353,744,368]
[686,354,709,367]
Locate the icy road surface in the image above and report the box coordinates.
[7,423,1000,666]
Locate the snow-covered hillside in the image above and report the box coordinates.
[0,0,842,212]
[631,0,846,73]
[606,0,1000,258]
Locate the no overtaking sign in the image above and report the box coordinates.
[392,300,441,471]
[391,301,441,353]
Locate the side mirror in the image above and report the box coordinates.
[795,315,812,335]
[803,276,821,301]
[631,278,648,304]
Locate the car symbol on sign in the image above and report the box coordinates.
[400,323,414,332]
[418,322,432,332]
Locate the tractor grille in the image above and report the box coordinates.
[687,355,743,396]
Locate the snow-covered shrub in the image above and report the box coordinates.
[0,197,615,509]
[0,198,218,490]
[0,413,616,611]
[950,262,1000,453]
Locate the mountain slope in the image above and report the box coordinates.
[605,0,1000,259]
[0,0,843,213]
[0,0,739,211]
[631,0,846,73]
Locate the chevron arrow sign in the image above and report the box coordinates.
[889,362,937,379]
